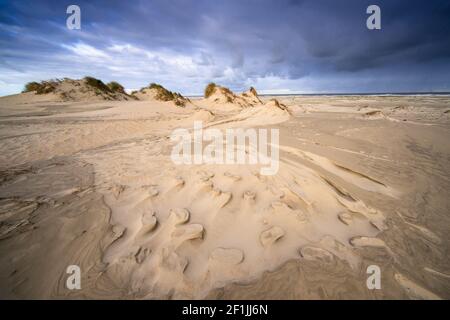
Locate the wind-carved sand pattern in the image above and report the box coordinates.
[0,86,449,299]
[87,157,390,298]
[78,113,397,298]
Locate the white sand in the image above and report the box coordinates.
[0,89,449,299]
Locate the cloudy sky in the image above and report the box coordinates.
[1,0,449,96]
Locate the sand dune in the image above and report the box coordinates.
[18,78,134,103]
[197,84,262,111]
[131,83,190,107]
[0,88,449,299]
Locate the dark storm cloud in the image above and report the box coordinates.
[0,0,449,95]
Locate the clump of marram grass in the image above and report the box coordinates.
[204,83,236,102]
[149,83,175,101]
[146,83,187,107]
[221,86,233,96]
[204,82,217,98]
[83,76,111,93]
[23,81,41,93]
[37,81,58,94]
[149,83,163,90]
[107,81,126,94]
[23,79,60,94]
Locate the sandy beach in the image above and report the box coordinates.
[0,81,449,299]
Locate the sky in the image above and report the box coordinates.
[0,0,449,96]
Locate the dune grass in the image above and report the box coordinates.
[107,81,126,94]
[146,83,186,106]
[23,80,59,94]
[204,83,217,98]
[84,77,111,93]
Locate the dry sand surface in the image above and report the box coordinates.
[0,88,449,299]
